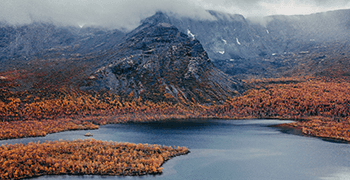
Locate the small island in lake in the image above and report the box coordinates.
[84,132,93,137]
[0,139,189,179]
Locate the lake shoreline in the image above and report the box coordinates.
[1,115,350,144]
[1,119,349,180]
[273,122,350,144]
[0,139,190,179]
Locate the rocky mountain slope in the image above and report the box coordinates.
[81,22,241,103]
[0,18,242,103]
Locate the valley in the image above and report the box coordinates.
[1,8,350,179]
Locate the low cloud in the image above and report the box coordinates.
[1,0,350,30]
[194,0,350,17]
[0,0,213,30]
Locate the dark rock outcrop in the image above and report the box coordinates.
[81,22,241,103]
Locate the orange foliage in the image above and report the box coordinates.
[215,77,350,120]
[0,139,189,179]
[0,88,203,122]
[0,87,205,140]
[1,76,350,142]
[0,119,98,140]
[214,77,350,141]
[283,118,350,141]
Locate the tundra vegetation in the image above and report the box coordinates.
[1,68,350,179]
[0,139,189,179]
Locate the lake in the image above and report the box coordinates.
[1,119,350,180]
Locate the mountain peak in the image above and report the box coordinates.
[140,11,171,26]
[81,21,241,103]
[207,10,246,22]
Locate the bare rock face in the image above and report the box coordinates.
[82,22,241,103]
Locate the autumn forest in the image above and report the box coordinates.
[1,70,350,141]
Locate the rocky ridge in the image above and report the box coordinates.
[81,22,241,103]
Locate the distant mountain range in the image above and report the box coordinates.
[1,9,350,102]
[0,22,125,70]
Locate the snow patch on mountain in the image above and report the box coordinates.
[187,29,195,39]
[236,38,241,45]
[222,39,227,44]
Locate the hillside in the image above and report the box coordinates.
[0,19,242,104]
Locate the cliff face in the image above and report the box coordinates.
[81,22,241,103]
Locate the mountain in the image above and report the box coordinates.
[80,22,241,103]
[0,22,125,71]
[1,9,350,103]
[0,18,241,103]
[2,9,350,79]
[142,10,350,78]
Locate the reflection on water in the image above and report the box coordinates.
[1,119,350,180]
[320,167,350,180]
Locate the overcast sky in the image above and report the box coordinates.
[1,0,350,30]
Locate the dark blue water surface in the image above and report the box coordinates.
[1,119,350,180]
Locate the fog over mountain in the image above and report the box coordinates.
[140,9,350,78]
[1,0,350,30]
[1,4,350,78]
